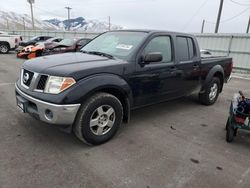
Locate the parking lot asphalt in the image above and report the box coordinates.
[1,53,250,188]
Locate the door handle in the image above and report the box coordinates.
[170,66,177,70]
[193,64,199,70]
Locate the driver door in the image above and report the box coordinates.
[131,35,182,107]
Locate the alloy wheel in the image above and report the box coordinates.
[89,105,116,136]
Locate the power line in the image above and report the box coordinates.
[206,7,250,24]
[182,0,210,30]
[33,6,65,18]
[220,7,250,23]
[229,0,250,6]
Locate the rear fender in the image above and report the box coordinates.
[200,65,224,93]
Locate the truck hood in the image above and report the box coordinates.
[22,52,128,80]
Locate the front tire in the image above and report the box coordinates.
[74,92,123,145]
[199,77,220,105]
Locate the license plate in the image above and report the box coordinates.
[17,98,24,112]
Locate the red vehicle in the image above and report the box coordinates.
[17,37,63,59]
[42,38,91,56]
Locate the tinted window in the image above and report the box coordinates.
[177,36,196,61]
[143,36,172,63]
[59,39,76,46]
[78,39,91,47]
[55,38,62,42]
[44,36,51,40]
[187,38,195,58]
[176,37,189,61]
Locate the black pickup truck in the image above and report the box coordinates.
[15,30,233,145]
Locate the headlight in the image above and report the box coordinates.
[44,76,76,94]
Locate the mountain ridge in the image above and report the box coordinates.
[0,10,123,32]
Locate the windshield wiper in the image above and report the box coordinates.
[82,50,114,59]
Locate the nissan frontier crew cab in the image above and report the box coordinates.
[15,30,233,145]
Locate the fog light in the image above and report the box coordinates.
[45,109,53,120]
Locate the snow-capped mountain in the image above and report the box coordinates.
[45,17,123,32]
[0,10,58,30]
[0,10,123,32]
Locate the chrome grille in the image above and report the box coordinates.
[20,69,47,92]
[22,69,34,87]
[36,75,48,90]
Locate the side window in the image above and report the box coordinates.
[177,36,196,61]
[78,39,90,47]
[143,36,172,63]
[39,37,44,41]
[176,37,189,61]
[55,39,62,42]
[187,38,195,58]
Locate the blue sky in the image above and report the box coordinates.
[0,0,250,33]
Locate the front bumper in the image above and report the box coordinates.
[15,84,81,126]
[17,51,29,59]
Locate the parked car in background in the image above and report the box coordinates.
[35,37,63,47]
[15,30,233,145]
[18,36,52,47]
[42,38,91,56]
[0,32,20,54]
[0,31,23,44]
[17,37,63,59]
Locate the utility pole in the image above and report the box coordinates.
[108,16,111,31]
[215,0,224,33]
[65,7,72,31]
[27,0,35,30]
[23,17,26,30]
[247,16,250,34]
[201,19,205,33]
[6,18,9,29]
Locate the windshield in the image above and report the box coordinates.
[30,36,38,41]
[81,31,147,59]
[46,37,57,42]
[58,39,76,46]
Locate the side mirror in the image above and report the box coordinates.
[143,52,163,64]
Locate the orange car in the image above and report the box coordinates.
[17,37,62,59]
[17,45,43,59]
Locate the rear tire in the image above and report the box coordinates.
[199,77,220,105]
[73,92,123,145]
[0,42,10,54]
[226,124,234,143]
[225,117,230,130]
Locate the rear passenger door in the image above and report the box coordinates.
[175,36,201,96]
